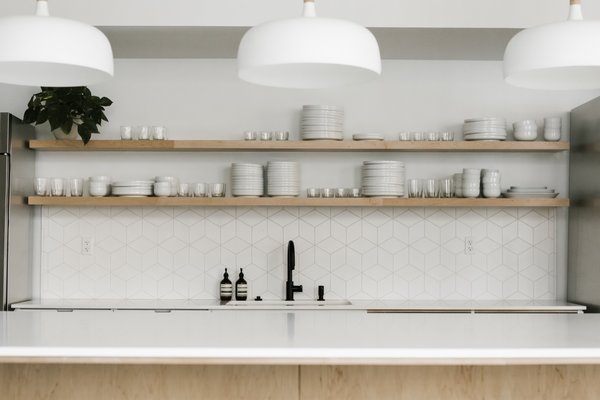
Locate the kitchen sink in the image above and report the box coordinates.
[226,299,352,307]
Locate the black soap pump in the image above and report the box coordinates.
[235,268,248,301]
[220,268,233,301]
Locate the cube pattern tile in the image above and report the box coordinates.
[40,207,557,301]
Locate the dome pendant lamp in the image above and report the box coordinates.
[0,0,114,87]
[237,0,381,89]
[504,0,600,90]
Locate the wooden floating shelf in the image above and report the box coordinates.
[26,196,570,208]
[28,140,570,152]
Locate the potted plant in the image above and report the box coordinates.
[23,86,113,144]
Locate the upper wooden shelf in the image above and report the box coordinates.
[28,140,570,152]
[26,196,570,208]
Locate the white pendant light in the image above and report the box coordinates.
[504,0,600,90]
[237,0,381,89]
[0,0,113,87]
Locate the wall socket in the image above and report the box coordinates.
[81,237,94,255]
[464,237,475,255]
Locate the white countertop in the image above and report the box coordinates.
[11,299,586,312]
[2,310,600,365]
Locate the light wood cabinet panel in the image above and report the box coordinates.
[300,365,600,400]
[0,364,299,400]
[2,364,600,400]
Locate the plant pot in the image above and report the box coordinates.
[52,120,80,141]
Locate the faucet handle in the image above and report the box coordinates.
[293,284,303,293]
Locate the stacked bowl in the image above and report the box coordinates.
[513,120,538,141]
[231,163,264,197]
[266,161,300,197]
[361,161,405,197]
[481,169,501,198]
[462,168,481,198]
[463,117,507,141]
[301,105,344,140]
[543,117,561,141]
[111,180,154,197]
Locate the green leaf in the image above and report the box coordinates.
[60,119,73,134]
[35,109,48,125]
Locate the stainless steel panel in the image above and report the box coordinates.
[568,96,600,312]
[0,156,9,310]
[0,113,35,311]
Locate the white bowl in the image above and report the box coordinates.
[153,182,171,197]
[514,130,538,141]
[89,176,111,183]
[89,184,110,197]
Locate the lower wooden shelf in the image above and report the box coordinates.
[26,196,570,208]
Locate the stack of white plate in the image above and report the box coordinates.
[502,186,559,198]
[267,161,300,197]
[463,117,507,141]
[361,161,405,197]
[353,133,384,141]
[111,180,154,197]
[301,105,344,140]
[231,163,264,197]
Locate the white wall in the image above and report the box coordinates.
[2,58,592,300]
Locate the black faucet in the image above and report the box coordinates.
[285,240,303,301]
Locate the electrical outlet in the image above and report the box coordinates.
[81,237,94,255]
[464,237,475,255]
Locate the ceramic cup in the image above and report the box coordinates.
[153,182,171,197]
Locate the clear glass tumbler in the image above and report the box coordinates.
[424,179,438,198]
[407,179,423,198]
[438,178,454,198]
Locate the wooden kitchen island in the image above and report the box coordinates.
[1,310,600,399]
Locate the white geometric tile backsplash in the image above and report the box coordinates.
[40,207,557,301]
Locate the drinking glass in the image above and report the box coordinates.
[50,178,65,197]
[335,188,346,198]
[177,183,190,197]
[193,183,208,197]
[424,179,438,198]
[412,132,425,141]
[407,179,423,198]
[438,178,454,198]
[398,132,411,141]
[426,132,440,141]
[321,188,335,198]
[135,125,149,140]
[120,126,132,140]
[211,183,226,197]
[259,131,272,141]
[243,131,257,141]
[441,131,455,141]
[152,126,167,140]
[69,178,83,197]
[33,177,48,196]
[307,188,320,198]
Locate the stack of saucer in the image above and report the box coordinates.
[231,163,264,197]
[267,161,300,197]
[353,133,384,141]
[463,117,507,141]
[502,187,559,198]
[301,105,344,140]
[111,180,154,197]
[361,161,405,197]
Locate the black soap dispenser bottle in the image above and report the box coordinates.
[220,268,233,301]
[235,269,248,301]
